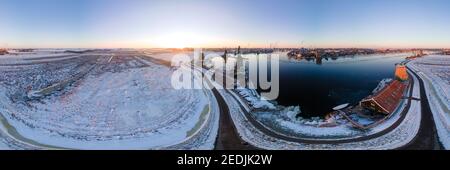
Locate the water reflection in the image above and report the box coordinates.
[275,53,411,118]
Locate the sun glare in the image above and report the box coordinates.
[153,32,212,49]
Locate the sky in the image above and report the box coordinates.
[1,0,449,48]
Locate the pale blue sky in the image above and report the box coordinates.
[1,0,449,48]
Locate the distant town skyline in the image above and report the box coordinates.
[1,0,450,49]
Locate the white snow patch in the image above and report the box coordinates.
[408,55,450,149]
[0,52,217,149]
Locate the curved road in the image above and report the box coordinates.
[212,88,257,150]
[401,67,442,150]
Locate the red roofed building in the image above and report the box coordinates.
[360,80,407,115]
[0,49,8,55]
[395,64,408,81]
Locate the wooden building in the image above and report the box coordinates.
[395,64,408,81]
[0,49,8,55]
[360,80,407,115]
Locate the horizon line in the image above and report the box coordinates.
[2,47,449,50]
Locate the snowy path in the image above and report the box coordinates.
[402,66,443,149]
[408,56,449,149]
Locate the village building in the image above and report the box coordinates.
[394,64,408,81]
[360,80,407,115]
[443,49,450,55]
[0,49,8,55]
[360,65,409,115]
[17,49,34,52]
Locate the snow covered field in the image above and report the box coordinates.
[0,50,84,65]
[408,55,450,149]
[0,50,218,149]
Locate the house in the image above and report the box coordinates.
[17,49,34,52]
[360,80,407,115]
[0,49,8,55]
[395,64,408,81]
[443,50,450,55]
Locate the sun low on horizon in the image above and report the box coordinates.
[149,32,219,49]
[1,0,450,49]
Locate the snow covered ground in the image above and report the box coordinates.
[140,49,193,63]
[408,55,450,149]
[0,133,12,150]
[0,50,218,149]
[235,88,276,110]
[372,78,393,94]
[0,50,81,65]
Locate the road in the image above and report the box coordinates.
[401,67,442,150]
[212,87,256,150]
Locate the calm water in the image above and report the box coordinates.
[272,53,411,118]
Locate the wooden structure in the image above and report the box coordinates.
[360,80,407,115]
[0,49,8,55]
[395,64,408,81]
